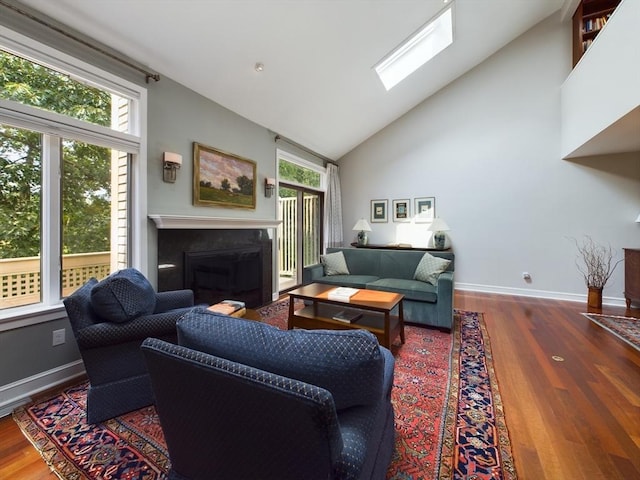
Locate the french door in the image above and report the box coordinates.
[277,185,322,292]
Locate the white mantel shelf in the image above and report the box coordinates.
[149,214,281,230]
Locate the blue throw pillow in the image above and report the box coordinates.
[177,307,384,410]
[90,268,156,323]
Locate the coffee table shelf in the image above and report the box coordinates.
[287,283,405,348]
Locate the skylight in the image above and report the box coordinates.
[374,6,453,91]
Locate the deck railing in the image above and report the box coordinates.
[2,197,317,308]
[278,196,321,278]
[0,252,110,308]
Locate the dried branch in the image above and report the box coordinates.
[570,236,622,289]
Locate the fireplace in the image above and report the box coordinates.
[156,226,273,308]
[184,246,262,306]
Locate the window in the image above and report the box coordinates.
[374,6,454,91]
[0,28,146,321]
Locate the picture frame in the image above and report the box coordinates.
[414,197,435,223]
[370,199,388,223]
[193,142,256,209]
[392,199,410,222]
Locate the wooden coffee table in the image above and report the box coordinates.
[287,283,405,348]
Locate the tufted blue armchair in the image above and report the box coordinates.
[141,307,396,480]
[63,269,194,424]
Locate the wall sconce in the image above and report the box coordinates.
[163,152,182,183]
[265,177,276,198]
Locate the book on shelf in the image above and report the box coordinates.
[327,287,359,302]
[332,310,363,323]
[207,299,246,316]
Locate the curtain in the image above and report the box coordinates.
[324,163,343,250]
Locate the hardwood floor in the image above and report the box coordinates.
[456,291,640,480]
[1,291,639,479]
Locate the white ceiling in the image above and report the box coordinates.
[21,0,564,160]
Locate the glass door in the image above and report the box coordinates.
[277,186,322,292]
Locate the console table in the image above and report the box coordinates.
[350,242,451,252]
[624,248,640,309]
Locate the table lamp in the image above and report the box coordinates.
[352,218,372,246]
[428,217,450,249]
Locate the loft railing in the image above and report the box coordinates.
[0,252,110,309]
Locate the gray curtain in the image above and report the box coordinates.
[324,163,343,250]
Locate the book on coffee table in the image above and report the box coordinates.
[332,310,363,323]
[327,287,359,302]
[208,300,246,316]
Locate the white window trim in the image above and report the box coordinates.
[0,25,148,326]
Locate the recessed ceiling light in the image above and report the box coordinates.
[374,5,453,91]
[254,62,264,72]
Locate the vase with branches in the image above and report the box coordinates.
[571,236,622,309]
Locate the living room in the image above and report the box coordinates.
[0,0,639,478]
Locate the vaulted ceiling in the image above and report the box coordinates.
[20,0,564,159]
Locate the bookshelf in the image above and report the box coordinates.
[572,0,621,66]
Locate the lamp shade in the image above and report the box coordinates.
[428,217,450,232]
[352,218,372,232]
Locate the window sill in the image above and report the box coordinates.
[0,304,67,332]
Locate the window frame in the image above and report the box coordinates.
[0,26,148,329]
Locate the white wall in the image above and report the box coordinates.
[339,12,640,305]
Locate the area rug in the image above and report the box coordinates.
[582,312,640,351]
[13,302,516,480]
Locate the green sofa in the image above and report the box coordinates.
[303,247,455,331]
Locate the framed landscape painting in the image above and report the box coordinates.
[414,197,435,222]
[370,199,388,223]
[193,142,256,209]
[392,199,410,222]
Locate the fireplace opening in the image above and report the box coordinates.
[184,246,263,307]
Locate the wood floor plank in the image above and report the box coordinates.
[1,292,639,479]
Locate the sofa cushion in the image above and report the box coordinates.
[321,251,350,275]
[367,278,437,303]
[91,268,156,323]
[177,308,384,410]
[413,253,452,285]
[316,274,380,289]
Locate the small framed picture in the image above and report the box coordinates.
[392,199,410,222]
[370,199,388,223]
[414,197,435,223]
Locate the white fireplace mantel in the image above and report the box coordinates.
[149,214,281,230]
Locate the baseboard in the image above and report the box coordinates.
[0,360,85,418]
[455,283,626,307]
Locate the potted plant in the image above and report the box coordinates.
[572,236,622,309]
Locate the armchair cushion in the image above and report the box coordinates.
[177,308,384,410]
[91,268,156,323]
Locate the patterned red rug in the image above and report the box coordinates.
[13,301,516,479]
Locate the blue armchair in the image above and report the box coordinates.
[63,268,194,424]
[141,307,396,480]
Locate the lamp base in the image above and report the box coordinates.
[433,232,446,249]
[357,231,368,246]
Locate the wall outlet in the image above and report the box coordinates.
[52,328,65,346]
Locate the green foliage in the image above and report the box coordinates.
[0,50,113,259]
[279,159,321,188]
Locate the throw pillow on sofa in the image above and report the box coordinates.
[91,268,156,323]
[414,253,451,285]
[320,251,350,275]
